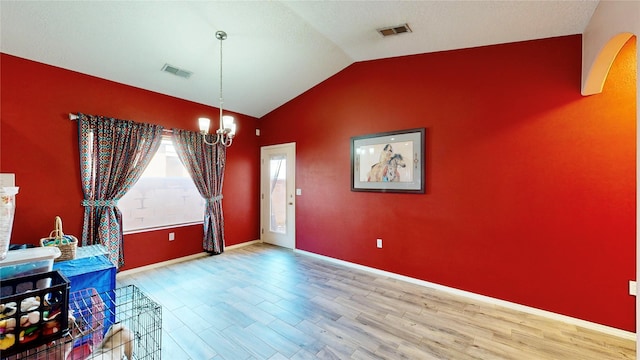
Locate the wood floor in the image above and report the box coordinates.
[116,243,636,360]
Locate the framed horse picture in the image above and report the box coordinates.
[350,128,425,193]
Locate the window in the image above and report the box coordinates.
[269,155,287,234]
[119,135,204,232]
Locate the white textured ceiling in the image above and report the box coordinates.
[0,1,599,118]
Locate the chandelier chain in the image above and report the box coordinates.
[219,30,224,125]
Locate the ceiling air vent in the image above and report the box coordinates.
[161,64,192,79]
[377,23,412,37]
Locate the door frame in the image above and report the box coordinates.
[260,142,296,249]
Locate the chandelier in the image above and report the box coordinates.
[199,30,236,147]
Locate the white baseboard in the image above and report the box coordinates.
[116,239,261,278]
[226,239,261,251]
[294,249,636,341]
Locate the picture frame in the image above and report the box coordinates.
[351,128,425,193]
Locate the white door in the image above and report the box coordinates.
[260,143,296,249]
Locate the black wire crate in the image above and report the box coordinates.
[2,285,162,360]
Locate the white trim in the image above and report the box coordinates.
[117,252,207,278]
[123,222,203,235]
[295,249,636,341]
[225,240,261,251]
[260,142,296,249]
[117,239,261,278]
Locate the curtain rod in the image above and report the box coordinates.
[68,113,174,133]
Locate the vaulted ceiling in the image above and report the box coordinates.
[0,1,599,118]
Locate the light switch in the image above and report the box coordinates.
[296,189,302,196]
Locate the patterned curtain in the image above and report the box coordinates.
[171,129,226,254]
[78,113,164,267]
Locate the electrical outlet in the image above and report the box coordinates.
[169,232,175,241]
[629,280,637,296]
[376,238,382,248]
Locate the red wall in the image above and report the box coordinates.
[1,35,636,332]
[0,54,261,271]
[259,36,637,332]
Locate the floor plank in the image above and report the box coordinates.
[117,243,636,359]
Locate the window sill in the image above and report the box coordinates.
[123,222,203,235]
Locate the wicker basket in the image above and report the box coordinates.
[40,216,78,262]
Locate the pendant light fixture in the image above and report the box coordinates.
[199,30,236,147]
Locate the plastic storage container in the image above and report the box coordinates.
[0,186,19,260]
[0,270,70,356]
[0,247,61,281]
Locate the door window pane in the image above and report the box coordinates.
[269,155,287,234]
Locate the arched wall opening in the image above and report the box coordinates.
[583,20,638,347]
[582,32,635,96]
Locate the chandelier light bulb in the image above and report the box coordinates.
[198,117,211,134]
